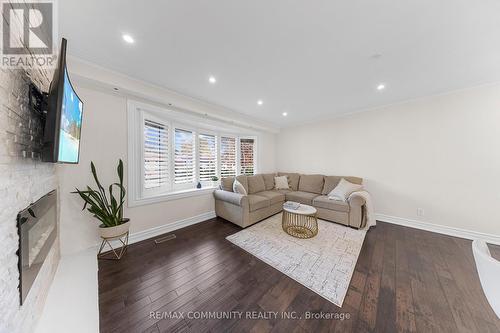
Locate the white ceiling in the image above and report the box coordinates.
[59,0,500,127]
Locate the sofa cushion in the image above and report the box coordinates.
[236,175,248,194]
[322,176,363,195]
[247,194,270,212]
[257,191,285,205]
[221,177,235,192]
[285,191,320,205]
[261,173,276,190]
[278,172,300,191]
[298,174,324,194]
[275,189,292,195]
[313,195,350,212]
[247,175,266,194]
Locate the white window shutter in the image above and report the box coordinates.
[174,128,195,184]
[239,138,255,175]
[198,133,217,182]
[143,119,170,189]
[220,136,237,178]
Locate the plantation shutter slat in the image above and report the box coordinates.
[240,138,255,175]
[220,137,237,178]
[144,119,169,189]
[174,128,195,184]
[198,134,217,181]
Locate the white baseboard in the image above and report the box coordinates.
[376,213,500,245]
[108,211,216,248]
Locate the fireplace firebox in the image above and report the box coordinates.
[17,190,57,305]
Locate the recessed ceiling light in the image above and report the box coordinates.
[377,83,386,91]
[208,76,216,84]
[257,100,263,106]
[122,34,135,44]
[282,112,288,116]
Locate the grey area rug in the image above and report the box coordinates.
[226,213,367,306]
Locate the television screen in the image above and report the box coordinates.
[42,38,84,163]
[57,68,83,163]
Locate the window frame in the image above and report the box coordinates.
[128,100,259,207]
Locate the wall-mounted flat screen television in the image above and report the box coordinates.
[42,38,83,163]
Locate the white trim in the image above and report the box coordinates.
[109,211,216,248]
[376,213,500,245]
[128,187,216,208]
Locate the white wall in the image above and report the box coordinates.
[276,83,500,238]
[57,73,276,256]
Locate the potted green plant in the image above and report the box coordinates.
[73,159,130,239]
[211,176,219,187]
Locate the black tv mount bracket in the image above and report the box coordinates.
[29,82,48,119]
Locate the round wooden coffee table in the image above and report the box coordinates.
[282,204,318,239]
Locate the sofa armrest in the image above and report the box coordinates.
[348,194,366,207]
[214,190,247,206]
[348,193,366,229]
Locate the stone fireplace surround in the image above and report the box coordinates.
[0,2,60,332]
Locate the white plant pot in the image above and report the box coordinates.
[99,219,130,239]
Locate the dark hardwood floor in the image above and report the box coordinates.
[98,217,500,333]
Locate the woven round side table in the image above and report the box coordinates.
[282,204,318,239]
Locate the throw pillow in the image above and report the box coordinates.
[274,176,289,190]
[220,177,235,192]
[278,172,300,190]
[233,179,248,195]
[328,178,363,202]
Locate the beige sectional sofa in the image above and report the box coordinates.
[213,172,366,229]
